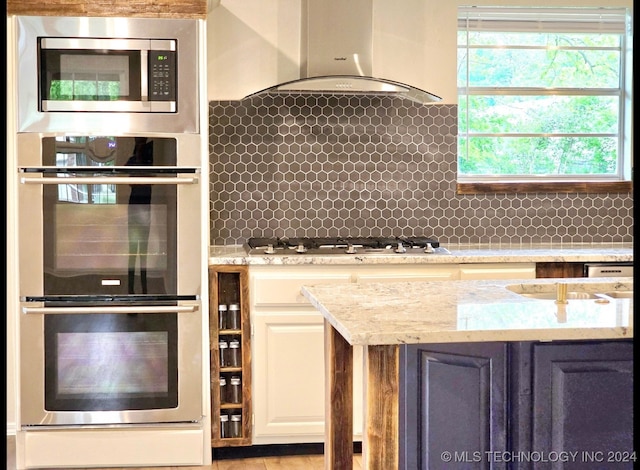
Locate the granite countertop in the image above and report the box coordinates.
[209,242,633,265]
[300,277,633,345]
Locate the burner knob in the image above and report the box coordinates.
[345,243,357,254]
[295,243,307,254]
[424,243,435,254]
[264,244,275,254]
[395,242,406,254]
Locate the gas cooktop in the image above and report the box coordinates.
[246,236,450,256]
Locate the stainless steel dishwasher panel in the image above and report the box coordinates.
[584,262,633,277]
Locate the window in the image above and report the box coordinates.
[457,6,632,193]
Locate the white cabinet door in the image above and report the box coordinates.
[251,313,326,444]
[251,311,364,445]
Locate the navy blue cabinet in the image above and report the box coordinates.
[527,341,634,469]
[400,340,634,470]
[399,342,509,469]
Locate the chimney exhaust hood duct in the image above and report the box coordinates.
[244,0,442,104]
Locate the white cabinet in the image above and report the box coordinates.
[249,264,459,445]
[249,262,535,445]
[250,266,357,445]
[252,313,366,444]
[252,313,330,441]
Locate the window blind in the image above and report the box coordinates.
[458,6,628,34]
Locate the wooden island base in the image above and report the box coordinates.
[325,320,400,470]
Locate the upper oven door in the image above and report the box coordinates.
[18,133,202,300]
[15,15,200,134]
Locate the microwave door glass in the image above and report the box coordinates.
[41,50,141,103]
[59,54,132,100]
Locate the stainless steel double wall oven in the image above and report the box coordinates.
[16,16,205,428]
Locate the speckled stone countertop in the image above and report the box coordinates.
[209,242,633,265]
[300,277,633,345]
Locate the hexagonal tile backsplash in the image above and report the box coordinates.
[209,94,633,246]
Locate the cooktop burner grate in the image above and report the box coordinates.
[246,236,445,255]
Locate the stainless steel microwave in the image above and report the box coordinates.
[39,37,178,113]
[15,16,202,134]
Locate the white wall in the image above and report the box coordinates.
[206,0,301,101]
[206,0,632,104]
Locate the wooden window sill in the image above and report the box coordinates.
[457,181,633,194]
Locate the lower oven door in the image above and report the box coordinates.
[19,299,202,427]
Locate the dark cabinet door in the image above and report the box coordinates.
[531,340,634,469]
[400,342,508,470]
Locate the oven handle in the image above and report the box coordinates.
[20,176,198,185]
[22,304,199,314]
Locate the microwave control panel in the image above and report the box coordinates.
[149,50,176,101]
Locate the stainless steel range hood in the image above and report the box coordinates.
[244,0,442,104]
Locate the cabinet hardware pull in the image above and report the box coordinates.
[22,304,198,314]
[21,176,198,185]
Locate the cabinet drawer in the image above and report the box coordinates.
[354,265,459,283]
[251,273,352,307]
[459,263,536,280]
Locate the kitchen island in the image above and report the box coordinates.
[300,277,634,470]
